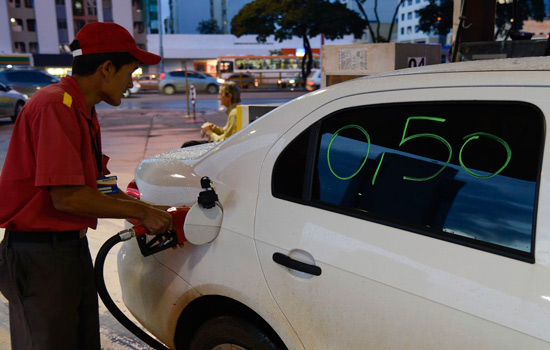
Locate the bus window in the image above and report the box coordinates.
[219,61,233,73]
[265,59,281,70]
[236,59,246,70]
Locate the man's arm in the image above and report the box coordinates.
[49,185,173,234]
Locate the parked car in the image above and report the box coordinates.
[159,70,219,95]
[0,82,27,122]
[136,73,159,91]
[279,69,319,90]
[123,80,141,98]
[224,73,256,88]
[305,69,321,91]
[0,69,60,97]
[118,57,550,349]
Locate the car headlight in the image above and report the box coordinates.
[217,78,225,83]
[289,79,295,84]
[23,94,29,100]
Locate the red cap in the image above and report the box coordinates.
[72,22,161,65]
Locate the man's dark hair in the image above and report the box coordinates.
[69,39,137,76]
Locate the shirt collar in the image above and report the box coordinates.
[59,76,96,120]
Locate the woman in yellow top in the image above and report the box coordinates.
[181,81,241,148]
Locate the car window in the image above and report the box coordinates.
[273,101,544,262]
[32,72,57,83]
[187,72,203,79]
[170,71,185,77]
[5,71,34,83]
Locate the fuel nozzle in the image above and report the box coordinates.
[122,176,222,257]
[198,176,218,209]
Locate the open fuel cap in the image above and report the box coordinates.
[183,202,222,245]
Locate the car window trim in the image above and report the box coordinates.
[302,121,321,201]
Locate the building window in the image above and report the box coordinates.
[10,18,24,32]
[73,0,98,34]
[103,0,113,22]
[416,11,420,18]
[415,25,419,33]
[134,21,144,34]
[407,26,412,34]
[27,19,36,32]
[73,0,84,16]
[74,19,86,33]
[401,27,404,35]
[24,0,33,7]
[55,0,65,4]
[407,0,412,5]
[407,12,412,20]
[29,42,38,53]
[87,0,97,16]
[401,13,405,21]
[14,0,21,7]
[14,42,26,53]
[57,20,67,29]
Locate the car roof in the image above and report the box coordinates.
[366,57,550,80]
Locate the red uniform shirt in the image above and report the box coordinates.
[0,76,110,231]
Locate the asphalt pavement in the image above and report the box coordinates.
[0,89,306,349]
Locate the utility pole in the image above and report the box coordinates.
[158,0,165,73]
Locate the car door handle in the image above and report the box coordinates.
[272,252,322,276]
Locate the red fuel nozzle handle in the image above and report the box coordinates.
[131,224,149,237]
[122,206,190,257]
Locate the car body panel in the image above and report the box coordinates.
[0,69,60,97]
[0,82,27,120]
[119,57,550,349]
[137,74,159,90]
[159,70,219,94]
[255,86,550,348]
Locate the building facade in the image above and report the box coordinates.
[397,0,448,44]
[0,0,147,73]
[339,0,400,42]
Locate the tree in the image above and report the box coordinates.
[231,0,367,85]
[417,0,546,39]
[353,0,405,43]
[197,19,224,34]
[417,0,453,36]
[495,0,545,38]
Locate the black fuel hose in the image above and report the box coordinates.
[93,234,170,350]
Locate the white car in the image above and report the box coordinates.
[118,57,550,350]
[0,82,27,122]
[123,80,141,97]
[305,69,321,91]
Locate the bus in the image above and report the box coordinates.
[217,55,320,87]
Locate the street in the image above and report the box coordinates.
[0,89,307,349]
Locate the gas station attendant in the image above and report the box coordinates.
[0,22,173,350]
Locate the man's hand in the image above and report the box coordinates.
[139,206,173,235]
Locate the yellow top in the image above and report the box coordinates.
[210,103,238,142]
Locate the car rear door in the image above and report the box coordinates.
[254,85,550,349]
